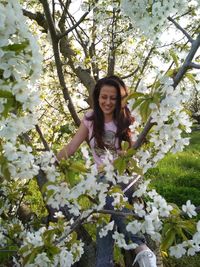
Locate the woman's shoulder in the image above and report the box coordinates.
[82,109,94,127]
[84,109,94,119]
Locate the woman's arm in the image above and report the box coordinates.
[56,121,89,161]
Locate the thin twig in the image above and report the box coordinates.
[167,16,194,43]
[98,209,141,220]
[35,125,50,151]
[55,210,93,244]
[122,66,140,79]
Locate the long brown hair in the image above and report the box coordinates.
[86,77,134,149]
[107,75,135,147]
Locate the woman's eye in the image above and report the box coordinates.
[100,95,117,100]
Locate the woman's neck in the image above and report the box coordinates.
[104,114,113,123]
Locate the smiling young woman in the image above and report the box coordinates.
[57,76,157,267]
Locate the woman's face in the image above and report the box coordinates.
[99,85,117,116]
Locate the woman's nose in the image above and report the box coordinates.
[105,98,111,104]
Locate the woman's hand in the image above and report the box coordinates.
[56,145,68,161]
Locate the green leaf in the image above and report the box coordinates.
[139,99,151,122]
[121,141,129,151]
[113,157,126,175]
[69,161,87,173]
[23,246,43,265]
[128,158,142,174]
[0,90,13,98]
[0,155,11,180]
[59,124,72,134]
[168,203,181,216]
[178,220,196,235]
[43,229,59,245]
[109,185,123,194]
[175,227,187,241]
[48,245,60,255]
[126,148,136,157]
[185,73,196,84]
[2,41,29,54]
[66,170,79,187]
[170,49,179,68]
[161,228,176,251]
[127,92,144,100]
[2,97,15,117]
[131,98,146,110]
[152,92,161,106]
[162,222,172,236]
[19,245,29,255]
[166,69,176,78]
[45,189,55,201]
[41,181,56,194]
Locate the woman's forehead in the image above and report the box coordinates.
[100,85,117,94]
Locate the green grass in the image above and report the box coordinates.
[146,130,200,206]
[163,255,200,267]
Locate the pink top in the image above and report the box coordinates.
[83,111,120,167]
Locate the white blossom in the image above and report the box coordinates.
[59,249,74,267]
[99,221,114,238]
[169,243,187,258]
[132,180,150,197]
[32,252,51,267]
[112,231,138,250]
[182,200,197,218]
[126,220,142,235]
[133,203,146,217]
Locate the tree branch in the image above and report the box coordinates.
[167,16,194,43]
[58,11,90,39]
[188,62,200,69]
[107,8,118,76]
[22,9,48,33]
[121,66,140,79]
[98,209,141,220]
[173,33,200,87]
[40,0,81,126]
[55,206,142,246]
[135,46,155,91]
[133,118,156,150]
[35,125,50,151]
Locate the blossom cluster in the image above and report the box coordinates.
[128,76,193,173]
[126,181,172,243]
[18,225,84,267]
[120,0,198,40]
[169,221,200,258]
[45,157,199,258]
[126,181,200,257]
[46,163,109,214]
[0,0,42,181]
[2,142,39,180]
[36,151,59,182]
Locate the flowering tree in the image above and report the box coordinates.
[0,0,200,266]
